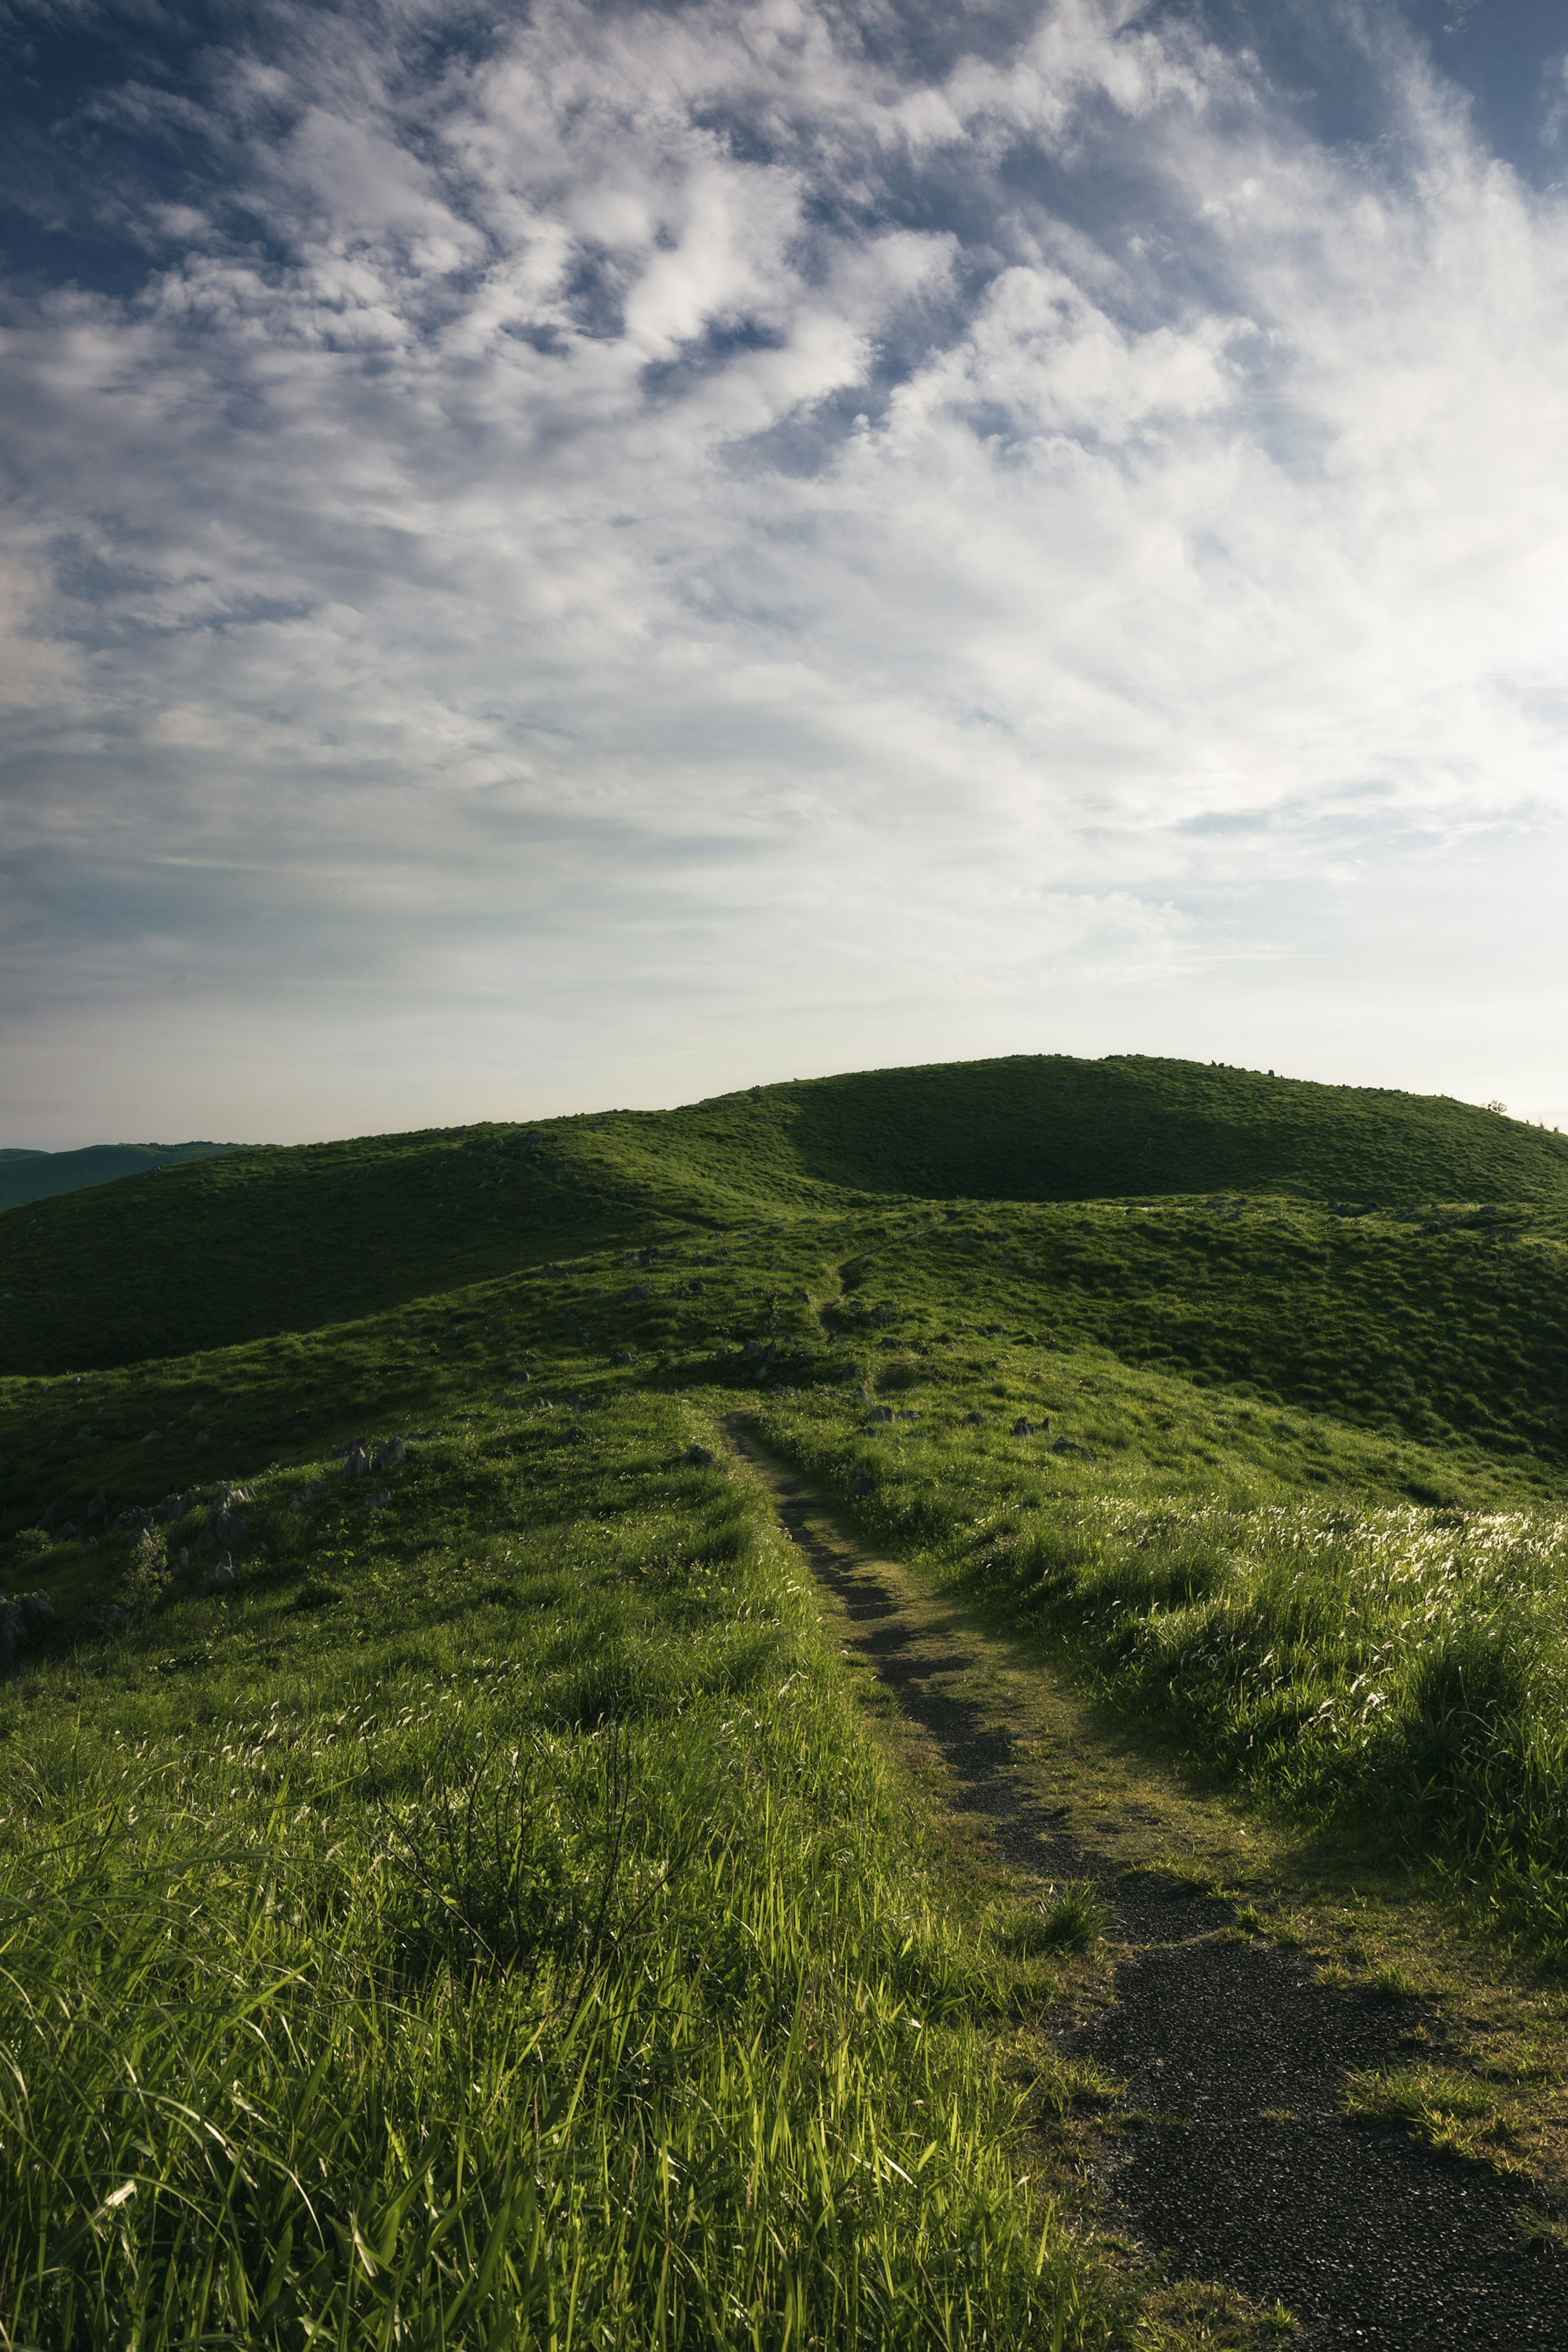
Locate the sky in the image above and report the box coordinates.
[2,0,1566,1148]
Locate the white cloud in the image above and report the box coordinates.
[1,0,1566,1142]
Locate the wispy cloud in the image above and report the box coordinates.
[1,0,1565,1140]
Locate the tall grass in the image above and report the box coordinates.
[0,1400,1104,2347]
[766,1396,1568,1956]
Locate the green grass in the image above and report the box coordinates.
[5,1049,1568,2337]
[0,1391,1110,2346]
[6,1051,1568,1376]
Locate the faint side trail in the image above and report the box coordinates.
[724,1418,1568,2351]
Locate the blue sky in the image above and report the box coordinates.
[2,0,1566,1146]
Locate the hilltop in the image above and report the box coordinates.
[2,1054,1562,1379]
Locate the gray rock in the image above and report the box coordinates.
[195,1526,216,1554]
[40,1506,59,1532]
[684,1444,718,1468]
[375,1437,408,1468]
[368,1487,391,1506]
[21,1592,54,1626]
[864,1406,894,1424]
[0,1603,25,1667]
[962,1411,986,1426]
[343,1443,370,1479]
[204,1556,236,1593]
[87,1491,107,1521]
[1011,1417,1036,1437]
[612,1348,637,1366]
[851,1476,878,1500]
[175,1547,190,1571]
[118,1507,155,1534]
[56,1522,79,1542]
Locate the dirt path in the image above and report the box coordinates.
[726,1417,1568,2350]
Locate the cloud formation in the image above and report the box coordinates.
[2,0,1566,1141]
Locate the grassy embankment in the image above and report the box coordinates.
[4,1053,1568,2336]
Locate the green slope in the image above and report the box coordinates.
[7,1048,1568,2333]
[3,1055,1564,1379]
[0,1139,242,1211]
[670,1053,1568,1208]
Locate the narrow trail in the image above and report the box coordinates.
[725,1418,1568,2350]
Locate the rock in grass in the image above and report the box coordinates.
[142,1430,162,1444]
[342,1442,370,1479]
[1012,1416,1046,1437]
[962,1410,985,1426]
[684,1444,718,1468]
[375,1437,407,1468]
[55,1521,79,1542]
[864,1405,894,1424]
[204,1556,235,1592]
[21,1592,54,1627]
[851,1476,878,1499]
[87,1491,107,1521]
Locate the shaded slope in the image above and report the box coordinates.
[4,1051,1566,1380]
[0,1140,242,1211]
[839,1198,1568,1478]
[723,1055,1568,1207]
[0,1123,676,1376]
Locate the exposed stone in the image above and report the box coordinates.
[1011,1417,1037,1437]
[118,1507,156,1534]
[962,1411,986,1425]
[684,1444,718,1468]
[864,1405,894,1424]
[612,1349,637,1366]
[142,1431,162,1444]
[851,1476,878,1500]
[204,1556,236,1593]
[21,1592,54,1626]
[86,1491,107,1521]
[374,1437,407,1468]
[56,1522,79,1542]
[343,1443,370,1479]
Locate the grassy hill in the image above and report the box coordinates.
[4,1054,1565,1379]
[0,1139,241,1211]
[4,1050,1568,2338]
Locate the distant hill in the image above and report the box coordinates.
[628,1054,1568,1213]
[0,1054,1564,1376]
[0,1141,243,1213]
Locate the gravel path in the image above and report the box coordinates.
[729,1422,1568,2349]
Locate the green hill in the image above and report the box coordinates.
[5,1049,1568,2333]
[3,1056,1563,1379]
[0,1139,242,1212]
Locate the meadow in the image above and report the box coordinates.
[3,1053,1568,2341]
